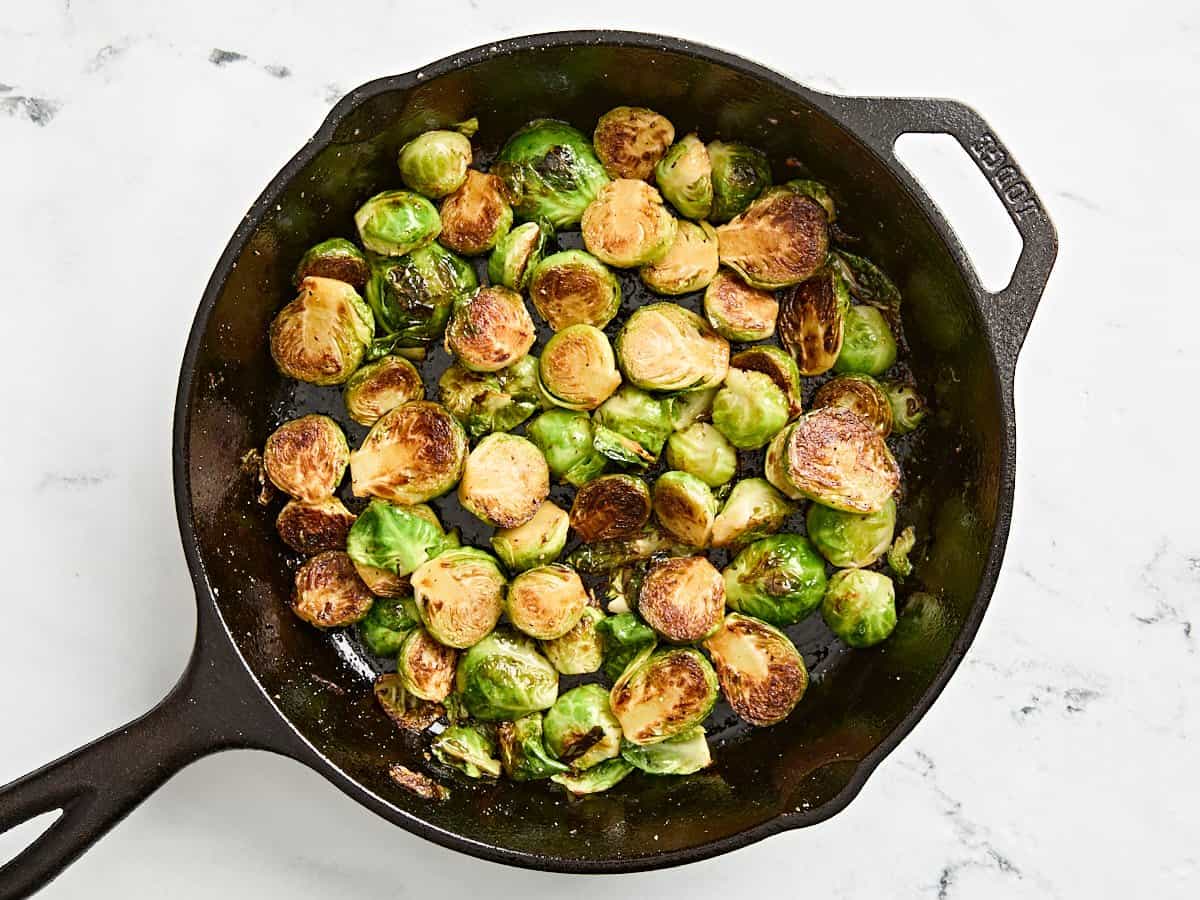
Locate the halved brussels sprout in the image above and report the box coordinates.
[551,759,634,795]
[808,497,896,569]
[812,374,893,436]
[665,422,736,488]
[822,569,897,647]
[655,134,712,220]
[621,725,710,775]
[455,627,560,720]
[723,534,827,627]
[887,525,916,579]
[783,179,835,222]
[716,190,829,290]
[526,409,607,486]
[777,266,851,376]
[834,306,898,375]
[707,140,771,223]
[270,277,373,386]
[444,289,534,376]
[703,613,807,726]
[610,647,718,745]
[497,714,569,781]
[883,380,928,435]
[616,303,729,392]
[594,106,675,180]
[488,220,550,291]
[528,249,621,332]
[438,170,513,256]
[492,501,570,573]
[350,401,468,505]
[539,324,621,410]
[343,355,424,427]
[541,605,605,675]
[291,550,373,628]
[354,190,441,256]
[640,220,719,296]
[365,243,477,350]
[582,179,677,268]
[374,671,443,734]
[764,407,900,513]
[438,357,540,441]
[595,611,657,681]
[652,473,718,548]
[398,626,458,702]
[276,496,356,555]
[730,346,803,419]
[566,525,691,576]
[638,555,724,642]
[493,119,609,228]
[359,596,420,657]
[397,128,473,198]
[458,433,549,528]
[506,564,588,640]
[346,499,453,577]
[570,474,652,543]
[411,547,506,648]
[703,269,778,341]
[668,387,717,430]
[293,238,369,289]
[544,683,623,770]
[592,385,673,468]
[263,414,349,502]
[710,478,792,549]
[431,723,501,779]
[712,369,789,450]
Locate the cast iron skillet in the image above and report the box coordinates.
[0,31,1057,897]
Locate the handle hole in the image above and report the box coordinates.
[0,809,62,867]
[894,133,1023,293]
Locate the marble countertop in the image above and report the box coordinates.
[2,1,1197,897]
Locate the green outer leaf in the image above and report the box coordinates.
[346,500,450,576]
[551,758,634,795]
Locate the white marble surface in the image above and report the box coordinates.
[2,1,1198,896]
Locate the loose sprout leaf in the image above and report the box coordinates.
[832,250,902,313]
[887,525,916,578]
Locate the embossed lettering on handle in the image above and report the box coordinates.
[968,133,1043,225]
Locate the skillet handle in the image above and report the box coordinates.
[829,96,1059,367]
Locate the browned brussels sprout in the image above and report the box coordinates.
[582,179,677,268]
[349,401,468,505]
[445,286,537,373]
[506,564,588,641]
[269,277,374,386]
[293,238,369,289]
[652,471,718,547]
[730,346,804,419]
[777,266,851,376]
[343,355,425,427]
[716,189,829,290]
[411,547,506,648]
[593,106,676,180]
[438,170,513,256]
[263,414,349,502]
[397,627,458,702]
[655,134,712,220]
[492,501,571,573]
[528,250,621,331]
[570,474,652,543]
[703,269,778,341]
[637,555,725,643]
[488,221,551,292]
[539,324,622,410]
[639,220,719,296]
[616,303,729,392]
[610,647,718,745]
[275,497,356,555]
[703,613,807,726]
[458,433,549,529]
[812,374,894,436]
[291,550,374,628]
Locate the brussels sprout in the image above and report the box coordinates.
[668,387,717,430]
[493,119,609,228]
[765,408,900,513]
[812,374,893,437]
[346,499,452,577]
[781,179,835,222]
[592,385,673,468]
[730,346,803,419]
[831,249,901,315]
[526,409,607,486]
[703,613,807,726]
[454,627,560,720]
[582,179,677,268]
[397,626,458,702]
[710,478,792,549]
[639,220,719,296]
[349,401,468,505]
[595,611,657,681]
[707,141,770,223]
[438,170,513,256]
[652,473,718,549]
[497,714,570,781]
[834,306,898,375]
[431,723,501,779]
[570,474,652,543]
[263,414,349,501]
[397,128,473,198]
[488,220,550,291]
[807,497,896,569]
[566,525,692,576]
[354,190,441,256]
[539,324,622,410]
[444,286,536,373]
[712,369,789,450]
[638,555,724,642]
[541,605,605,675]
[777,266,851,376]
[353,563,408,598]
[716,190,829,290]
[343,355,424,427]
[505,564,588,641]
[458,433,549,528]
[365,243,477,350]
[887,525,916,578]
[411,547,506,648]
[883,380,928,435]
[610,647,718,745]
[665,423,736,488]
[703,269,778,341]
[616,303,729,392]
[621,725,710,775]
[270,277,374,386]
[291,550,374,628]
[276,496,356,555]
[293,237,369,289]
[822,569,897,647]
[528,249,621,333]
[551,759,634,795]
[544,683,623,770]
[492,501,570,573]
[358,596,420,656]
[654,134,712,220]
[594,106,675,181]
[374,671,444,734]
[438,358,540,441]
[723,534,827,627]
